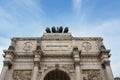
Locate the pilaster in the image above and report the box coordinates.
[99,49,114,80]
[0,45,15,80]
[31,45,43,80]
[72,46,83,80]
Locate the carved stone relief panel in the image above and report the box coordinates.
[82,70,101,80]
[13,70,32,80]
[15,40,37,53]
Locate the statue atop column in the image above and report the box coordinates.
[45,26,69,33]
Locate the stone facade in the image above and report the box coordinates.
[0,33,114,80]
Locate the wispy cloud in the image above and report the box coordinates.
[0,0,44,37]
[72,0,82,15]
[0,0,43,72]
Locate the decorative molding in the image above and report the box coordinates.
[80,54,99,59]
[11,36,103,41]
[43,54,72,59]
[98,49,111,58]
[15,55,34,59]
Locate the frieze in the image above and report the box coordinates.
[43,54,72,59]
[15,55,34,59]
[13,70,32,80]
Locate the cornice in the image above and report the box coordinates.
[11,35,103,41]
[98,49,111,58]
[73,37,103,41]
[80,54,99,58]
[11,37,42,41]
[14,53,100,59]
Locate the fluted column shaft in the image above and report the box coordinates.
[0,62,10,80]
[72,46,83,80]
[31,62,39,80]
[104,61,114,80]
[75,62,83,80]
[31,49,41,80]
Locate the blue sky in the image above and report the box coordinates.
[0,0,120,77]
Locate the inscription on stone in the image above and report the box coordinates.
[46,45,68,47]
[42,42,72,51]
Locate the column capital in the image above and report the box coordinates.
[102,60,110,66]
[74,61,80,66]
[3,61,12,68]
[3,50,15,58]
[72,46,81,55]
[33,45,43,58]
[34,61,40,66]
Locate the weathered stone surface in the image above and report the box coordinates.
[0,33,114,80]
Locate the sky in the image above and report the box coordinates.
[0,0,120,77]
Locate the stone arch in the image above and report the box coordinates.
[40,67,72,80]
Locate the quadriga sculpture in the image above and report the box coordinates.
[46,27,51,33]
[64,27,69,33]
[45,26,69,33]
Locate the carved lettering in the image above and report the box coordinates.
[46,45,68,47]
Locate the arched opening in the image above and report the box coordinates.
[44,69,70,80]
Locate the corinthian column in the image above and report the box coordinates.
[75,62,83,80]
[31,45,42,80]
[0,61,10,80]
[103,61,114,80]
[0,45,15,80]
[31,62,39,80]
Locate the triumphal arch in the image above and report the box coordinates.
[0,27,114,80]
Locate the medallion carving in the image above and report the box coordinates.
[23,42,33,51]
[82,42,92,52]
[82,70,101,80]
[13,70,32,80]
